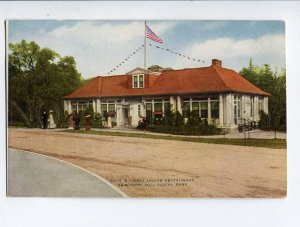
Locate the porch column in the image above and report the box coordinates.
[241,95,245,118]
[225,93,234,126]
[68,101,72,113]
[264,97,269,114]
[170,96,176,112]
[152,99,154,116]
[177,96,182,114]
[208,97,211,122]
[219,94,224,126]
[63,100,68,113]
[96,99,101,113]
[92,99,96,112]
[254,96,259,122]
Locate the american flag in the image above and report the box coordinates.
[146,25,163,44]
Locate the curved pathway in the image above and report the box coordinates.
[7,148,127,197]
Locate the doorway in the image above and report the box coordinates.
[122,105,130,126]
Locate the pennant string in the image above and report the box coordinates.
[107,43,206,75]
[148,43,205,64]
[107,44,145,74]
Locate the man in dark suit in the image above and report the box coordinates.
[41,111,48,129]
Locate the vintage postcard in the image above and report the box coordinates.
[6,20,286,198]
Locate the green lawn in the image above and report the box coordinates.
[62,129,286,149]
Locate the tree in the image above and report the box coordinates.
[240,59,286,132]
[8,40,84,127]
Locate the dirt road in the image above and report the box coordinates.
[8,128,287,198]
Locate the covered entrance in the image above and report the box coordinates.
[116,102,144,128]
[116,104,130,126]
[122,105,130,126]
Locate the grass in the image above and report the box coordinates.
[62,129,286,149]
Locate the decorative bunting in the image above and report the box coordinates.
[107,43,206,75]
[147,43,206,64]
[107,44,145,74]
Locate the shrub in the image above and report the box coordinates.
[174,111,184,126]
[162,108,175,126]
[153,115,163,125]
[146,124,221,136]
[258,110,271,130]
[187,110,201,126]
[112,121,117,127]
[93,112,103,128]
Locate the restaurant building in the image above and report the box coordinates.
[63,59,270,128]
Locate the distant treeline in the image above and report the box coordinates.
[240,59,286,131]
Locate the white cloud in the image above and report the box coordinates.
[9,21,285,77]
[14,21,177,77]
[184,34,285,70]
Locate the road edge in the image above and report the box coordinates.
[8,148,129,198]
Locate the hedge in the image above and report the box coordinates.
[146,124,222,136]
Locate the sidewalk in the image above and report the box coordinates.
[7,148,127,197]
[9,126,286,139]
[91,127,286,139]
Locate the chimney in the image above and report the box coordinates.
[212,59,222,67]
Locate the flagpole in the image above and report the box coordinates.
[144,21,147,70]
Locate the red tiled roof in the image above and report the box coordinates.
[64,65,270,99]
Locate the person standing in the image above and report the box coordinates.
[67,113,74,129]
[73,112,80,130]
[48,110,57,129]
[128,115,132,128]
[85,112,91,130]
[41,111,48,129]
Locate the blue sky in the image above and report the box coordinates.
[8,20,285,78]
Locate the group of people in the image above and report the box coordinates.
[137,117,147,130]
[42,110,147,130]
[67,111,91,130]
[41,110,56,129]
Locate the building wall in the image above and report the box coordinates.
[64,93,268,128]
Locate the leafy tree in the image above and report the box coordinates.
[240,60,286,132]
[8,40,83,127]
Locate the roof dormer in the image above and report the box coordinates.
[126,67,148,75]
[126,68,148,89]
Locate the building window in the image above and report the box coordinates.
[139,75,144,88]
[154,102,162,113]
[210,100,219,119]
[192,102,200,117]
[71,101,93,113]
[258,97,264,112]
[133,76,138,88]
[133,74,144,88]
[183,101,190,118]
[234,95,241,124]
[101,101,116,118]
[200,101,208,118]
[108,104,115,112]
[72,103,77,112]
[164,101,170,112]
[101,103,107,116]
[146,103,153,124]
[250,97,254,117]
